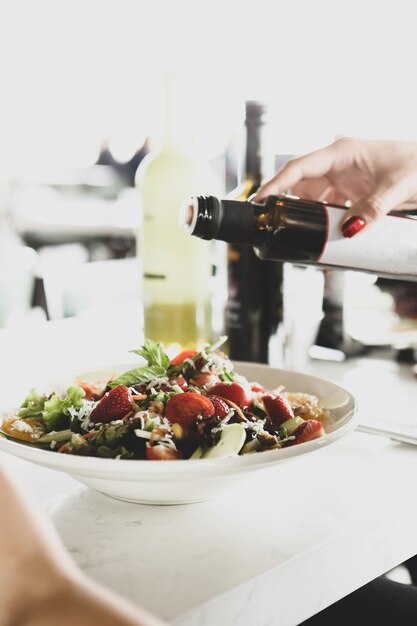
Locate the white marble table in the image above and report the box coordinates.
[2,316,417,626]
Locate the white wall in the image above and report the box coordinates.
[0,0,416,173]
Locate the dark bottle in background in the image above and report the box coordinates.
[225,101,283,364]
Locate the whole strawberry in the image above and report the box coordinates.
[90,385,133,424]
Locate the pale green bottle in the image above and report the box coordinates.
[136,71,218,352]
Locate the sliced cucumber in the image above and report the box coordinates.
[241,438,261,455]
[37,429,72,444]
[279,416,304,435]
[202,424,246,459]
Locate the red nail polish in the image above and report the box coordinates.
[342,216,365,238]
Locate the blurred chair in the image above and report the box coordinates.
[38,244,142,319]
[0,245,38,327]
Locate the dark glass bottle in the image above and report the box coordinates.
[186,194,417,281]
[225,101,283,363]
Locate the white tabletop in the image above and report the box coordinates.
[2,316,417,626]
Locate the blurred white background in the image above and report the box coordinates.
[1,0,416,175]
[0,0,416,333]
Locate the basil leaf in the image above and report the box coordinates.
[108,365,166,389]
[129,339,170,370]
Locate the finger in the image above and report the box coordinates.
[253,145,337,201]
[320,188,351,205]
[341,176,413,237]
[292,179,332,201]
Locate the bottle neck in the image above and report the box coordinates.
[241,101,274,189]
[243,119,263,188]
[187,196,264,244]
[187,195,328,254]
[155,70,194,153]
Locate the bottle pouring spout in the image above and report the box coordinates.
[180,199,196,231]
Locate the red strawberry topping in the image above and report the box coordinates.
[209,396,230,419]
[146,446,182,460]
[165,393,214,427]
[170,349,197,366]
[291,419,325,444]
[208,382,252,409]
[262,393,294,428]
[90,385,133,424]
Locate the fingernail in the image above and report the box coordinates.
[342,216,365,238]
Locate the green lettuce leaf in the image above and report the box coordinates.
[18,388,46,419]
[43,386,85,431]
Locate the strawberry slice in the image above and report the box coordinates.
[90,385,133,424]
[167,375,188,390]
[262,393,294,428]
[189,371,219,389]
[209,396,230,419]
[251,382,264,393]
[170,349,197,366]
[292,419,325,444]
[146,445,182,460]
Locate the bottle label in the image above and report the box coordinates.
[319,206,417,276]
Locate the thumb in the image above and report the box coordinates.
[341,179,410,238]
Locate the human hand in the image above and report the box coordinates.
[253,137,417,236]
[0,463,76,622]
[0,463,166,626]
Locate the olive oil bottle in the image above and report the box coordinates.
[186,194,417,280]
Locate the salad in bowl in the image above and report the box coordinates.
[1,337,332,462]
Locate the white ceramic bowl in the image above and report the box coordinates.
[0,362,357,505]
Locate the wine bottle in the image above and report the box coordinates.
[225,101,283,363]
[185,194,417,280]
[135,71,216,351]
